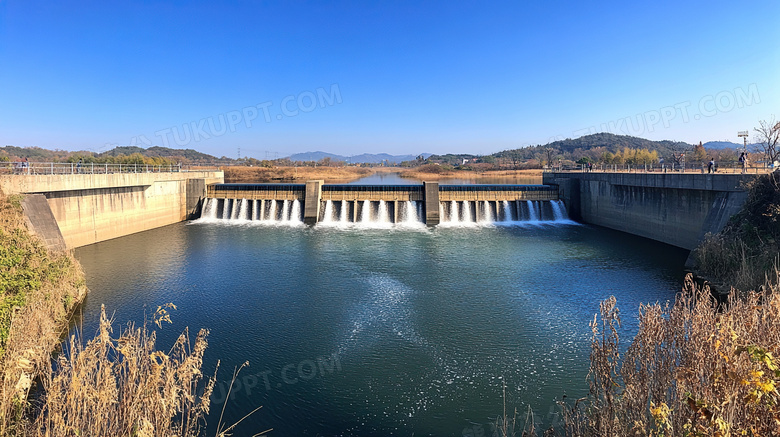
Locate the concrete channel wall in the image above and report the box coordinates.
[0,171,223,249]
[543,172,755,250]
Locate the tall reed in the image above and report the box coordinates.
[28,304,216,437]
[563,272,780,435]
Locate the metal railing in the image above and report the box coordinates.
[544,163,773,175]
[1,162,221,176]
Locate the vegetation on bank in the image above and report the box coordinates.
[222,165,373,183]
[30,305,217,437]
[557,275,780,436]
[0,191,85,433]
[514,172,780,436]
[693,171,780,292]
[0,192,220,436]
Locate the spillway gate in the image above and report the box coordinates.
[206,181,559,225]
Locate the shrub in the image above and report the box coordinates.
[562,273,780,435]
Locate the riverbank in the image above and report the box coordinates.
[692,171,780,292]
[0,192,217,435]
[399,166,543,182]
[555,173,780,436]
[0,192,86,433]
[222,165,378,183]
[223,164,544,184]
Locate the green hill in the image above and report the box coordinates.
[493,133,693,162]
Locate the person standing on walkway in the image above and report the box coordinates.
[739,152,747,174]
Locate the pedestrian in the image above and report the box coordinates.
[76,158,82,174]
[739,152,747,174]
[707,159,714,174]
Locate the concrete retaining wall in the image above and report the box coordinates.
[20,194,67,251]
[1,171,223,249]
[543,172,755,250]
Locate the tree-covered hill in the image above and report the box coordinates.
[493,133,693,161]
[0,145,226,164]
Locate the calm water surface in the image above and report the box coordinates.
[74,220,687,436]
[349,172,542,185]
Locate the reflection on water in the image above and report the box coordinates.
[348,172,542,185]
[74,222,687,436]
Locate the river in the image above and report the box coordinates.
[73,192,687,435]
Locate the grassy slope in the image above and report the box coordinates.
[0,192,86,432]
[693,172,780,292]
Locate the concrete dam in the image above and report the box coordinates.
[543,172,757,251]
[0,170,224,249]
[203,181,567,226]
[2,170,757,253]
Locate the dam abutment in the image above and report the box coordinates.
[543,172,756,250]
[0,171,224,249]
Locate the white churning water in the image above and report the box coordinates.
[199,198,304,226]
[199,198,575,228]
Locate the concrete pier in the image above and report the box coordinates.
[303,180,324,225]
[423,182,440,226]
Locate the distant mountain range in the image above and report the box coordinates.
[0,134,759,164]
[287,151,433,164]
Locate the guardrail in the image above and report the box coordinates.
[544,163,773,174]
[1,162,221,175]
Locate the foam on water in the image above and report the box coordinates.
[196,198,577,228]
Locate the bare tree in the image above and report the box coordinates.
[754,116,780,166]
[544,147,555,168]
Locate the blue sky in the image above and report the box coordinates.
[1,1,778,159]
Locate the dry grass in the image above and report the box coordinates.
[27,304,217,437]
[0,192,227,436]
[561,272,780,436]
[693,172,780,291]
[0,191,86,435]
[222,165,373,183]
[399,166,543,182]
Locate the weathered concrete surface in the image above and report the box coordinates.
[423,182,440,225]
[0,171,222,194]
[543,172,755,250]
[2,171,223,249]
[20,194,67,251]
[186,179,207,220]
[303,180,324,225]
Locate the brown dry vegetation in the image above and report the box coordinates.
[558,273,780,436]
[29,305,217,437]
[0,192,223,436]
[399,166,543,181]
[0,191,85,434]
[222,165,373,183]
[693,172,780,292]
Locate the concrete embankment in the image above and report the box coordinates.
[543,172,756,250]
[0,171,223,249]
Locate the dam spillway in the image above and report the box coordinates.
[202,182,567,226]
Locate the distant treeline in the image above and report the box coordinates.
[0,132,755,169]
